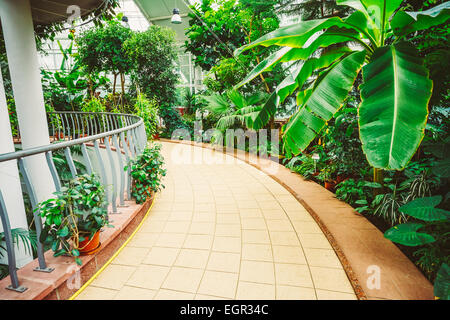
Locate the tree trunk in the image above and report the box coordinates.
[373,167,384,195]
[120,72,125,112]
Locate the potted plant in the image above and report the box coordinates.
[317,164,337,191]
[126,144,167,204]
[37,174,112,265]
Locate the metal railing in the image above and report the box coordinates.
[0,111,147,293]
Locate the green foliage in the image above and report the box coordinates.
[0,228,37,259]
[159,104,189,138]
[126,145,166,204]
[185,0,283,93]
[77,17,133,76]
[236,0,450,170]
[81,97,106,113]
[134,94,159,137]
[37,174,110,265]
[125,26,179,106]
[384,195,450,296]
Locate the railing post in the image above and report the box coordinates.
[0,191,27,293]
[104,136,118,214]
[45,151,62,192]
[17,158,54,273]
[112,134,126,206]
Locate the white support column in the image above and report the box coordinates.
[0,0,55,202]
[0,63,33,267]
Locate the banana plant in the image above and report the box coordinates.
[235,1,450,170]
[203,90,268,131]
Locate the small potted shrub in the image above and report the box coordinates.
[126,144,166,204]
[37,174,112,265]
[318,164,337,191]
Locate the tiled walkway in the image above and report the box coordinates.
[76,142,356,300]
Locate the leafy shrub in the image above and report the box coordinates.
[384,195,450,298]
[126,144,166,204]
[37,174,111,265]
[134,94,159,138]
[81,97,106,113]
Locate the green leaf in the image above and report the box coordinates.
[75,257,82,266]
[234,17,355,56]
[384,222,436,246]
[391,2,450,37]
[434,263,450,300]
[399,196,450,222]
[283,50,367,155]
[359,42,432,170]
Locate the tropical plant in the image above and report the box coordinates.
[0,228,37,259]
[126,145,166,204]
[204,90,268,131]
[235,0,450,171]
[134,94,159,138]
[336,178,381,212]
[384,195,450,299]
[37,174,110,265]
[77,15,134,109]
[125,25,179,106]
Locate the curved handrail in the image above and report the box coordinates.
[0,111,147,292]
[0,113,144,162]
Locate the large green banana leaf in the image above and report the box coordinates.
[391,2,450,37]
[249,48,353,130]
[283,50,367,156]
[234,17,362,56]
[359,42,432,170]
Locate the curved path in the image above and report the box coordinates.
[75,142,356,300]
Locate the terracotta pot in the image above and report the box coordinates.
[78,230,101,255]
[324,181,336,191]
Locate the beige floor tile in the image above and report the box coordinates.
[142,247,180,266]
[310,267,355,293]
[195,294,228,300]
[236,281,275,300]
[168,212,193,222]
[269,231,300,246]
[298,233,333,249]
[215,224,241,237]
[217,214,241,224]
[316,289,357,300]
[292,221,323,234]
[216,204,239,214]
[275,263,314,288]
[163,221,190,233]
[239,208,263,218]
[113,286,156,300]
[175,249,210,269]
[183,234,213,250]
[127,232,159,248]
[266,219,295,232]
[237,201,260,209]
[195,203,215,212]
[261,209,288,220]
[276,285,317,300]
[140,220,166,233]
[193,212,216,222]
[242,230,270,244]
[155,289,196,300]
[207,252,241,273]
[272,245,307,264]
[257,201,283,210]
[162,267,204,293]
[91,264,136,290]
[198,271,238,299]
[112,247,150,266]
[241,218,267,230]
[212,236,241,253]
[126,265,170,290]
[189,222,215,235]
[303,248,342,268]
[156,233,186,248]
[76,286,118,300]
[286,210,315,222]
[242,243,273,262]
[240,260,275,284]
